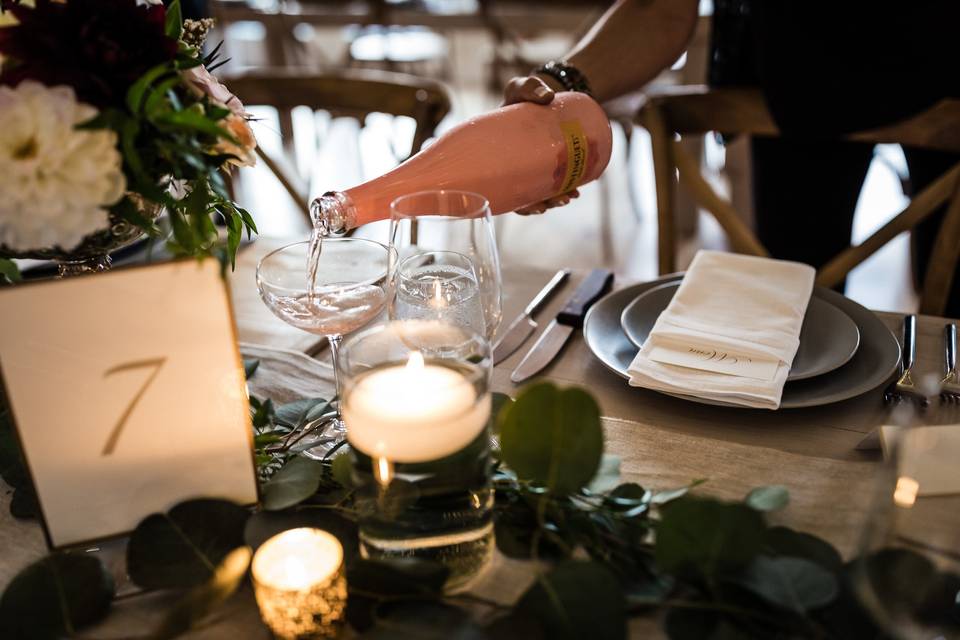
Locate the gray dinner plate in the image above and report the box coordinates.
[619,282,861,381]
[583,275,901,409]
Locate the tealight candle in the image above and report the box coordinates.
[343,350,491,463]
[251,528,347,639]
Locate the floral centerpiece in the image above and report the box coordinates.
[0,0,257,278]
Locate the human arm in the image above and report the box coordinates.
[504,0,699,214]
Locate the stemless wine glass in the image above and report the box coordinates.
[256,238,395,458]
[852,425,960,638]
[389,191,502,341]
[392,250,486,337]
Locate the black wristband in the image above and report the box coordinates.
[535,60,593,97]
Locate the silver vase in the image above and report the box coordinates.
[1,199,163,278]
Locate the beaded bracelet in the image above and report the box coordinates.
[534,60,594,97]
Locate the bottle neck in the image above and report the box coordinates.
[309,191,357,237]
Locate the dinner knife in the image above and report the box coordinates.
[510,268,614,383]
[493,269,570,363]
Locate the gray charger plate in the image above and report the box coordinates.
[583,275,901,409]
[619,282,861,381]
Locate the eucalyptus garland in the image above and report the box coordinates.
[0,367,958,639]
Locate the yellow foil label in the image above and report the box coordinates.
[559,120,589,194]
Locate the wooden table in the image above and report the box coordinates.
[3,237,958,638]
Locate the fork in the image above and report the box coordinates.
[884,315,929,407]
[940,323,960,404]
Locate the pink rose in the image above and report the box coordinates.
[182,65,256,166]
[182,64,246,116]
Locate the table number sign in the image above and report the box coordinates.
[0,259,258,548]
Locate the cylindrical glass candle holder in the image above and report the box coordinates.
[251,528,347,639]
[340,320,494,590]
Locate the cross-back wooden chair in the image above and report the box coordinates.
[224,68,452,224]
[638,86,960,316]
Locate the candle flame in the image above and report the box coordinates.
[406,350,424,371]
[283,556,309,589]
[894,476,920,507]
[375,455,394,487]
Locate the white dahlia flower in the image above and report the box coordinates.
[0,81,126,252]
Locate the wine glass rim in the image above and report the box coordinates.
[390,190,491,219]
[256,238,394,293]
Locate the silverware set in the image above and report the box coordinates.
[939,323,960,403]
[884,316,959,407]
[491,269,614,382]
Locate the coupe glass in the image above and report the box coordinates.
[389,191,502,341]
[256,238,394,458]
[852,425,960,638]
[391,250,486,337]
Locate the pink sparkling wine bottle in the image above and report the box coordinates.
[309,92,613,235]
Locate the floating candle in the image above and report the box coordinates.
[343,350,491,463]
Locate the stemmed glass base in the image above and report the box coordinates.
[289,418,346,460]
[281,334,348,460]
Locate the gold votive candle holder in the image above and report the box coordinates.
[251,528,348,639]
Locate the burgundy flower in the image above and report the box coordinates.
[0,0,178,108]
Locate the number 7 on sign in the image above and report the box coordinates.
[101,357,167,456]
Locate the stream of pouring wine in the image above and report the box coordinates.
[307,227,324,300]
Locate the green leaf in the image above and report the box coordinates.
[275,398,332,429]
[165,0,183,39]
[0,258,21,284]
[243,358,260,379]
[663,610,755,640]
[126,63,174,114]
[489,392,513,436]
[119,117,146,180]
[261,456,324,511]
[224,210,242,268]
[517,560,626,640]
[763,527,842,572]
[331,451,354,489]
[499,383,603,495]
[156,109,237,143]
[0,552,114,639]
[745,485,789,512]
[152,546,251,639]
[622,571,675,608]
[144,76,183,119]
[483,612,546,640]
[655,497,766,582]
[236,206,258,237]
[252,398,276,429]
[127,499,249,589]
[731,555,838,613]
[347,559,449,631]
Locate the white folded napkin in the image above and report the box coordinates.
[627,250,815,409]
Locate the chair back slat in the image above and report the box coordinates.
[637,87,960,315]
[225,69,452,225]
